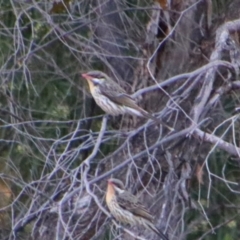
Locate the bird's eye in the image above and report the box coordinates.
[91,73,103,79]
[114,182,123,189]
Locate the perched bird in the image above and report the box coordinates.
[81,71,153,117]
[81,71,173,130]
[105,178,169,240]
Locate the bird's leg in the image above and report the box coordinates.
[103,114,109,122]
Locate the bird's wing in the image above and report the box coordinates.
[117,192,154,222]
[101,88,149,114]
[100,85,137,106]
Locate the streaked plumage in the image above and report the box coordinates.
[81,71,157,118]
[106,178,169,240]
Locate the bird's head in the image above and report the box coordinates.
[107,178,125,194]
[81,71,107,86]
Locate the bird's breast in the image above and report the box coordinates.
[87,83,129,116]
[106,184,115,205]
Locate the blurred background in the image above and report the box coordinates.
[0,0,239,239]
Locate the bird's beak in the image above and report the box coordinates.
[81,73,91,80]
[107,179,112,185]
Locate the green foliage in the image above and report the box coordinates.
[0,0,239,239]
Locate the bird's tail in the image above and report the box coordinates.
[147,222,169,240]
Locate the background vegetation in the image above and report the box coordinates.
[0,0,239,239]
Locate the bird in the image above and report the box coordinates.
[105,178,169,240]
[81,71,173,130]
